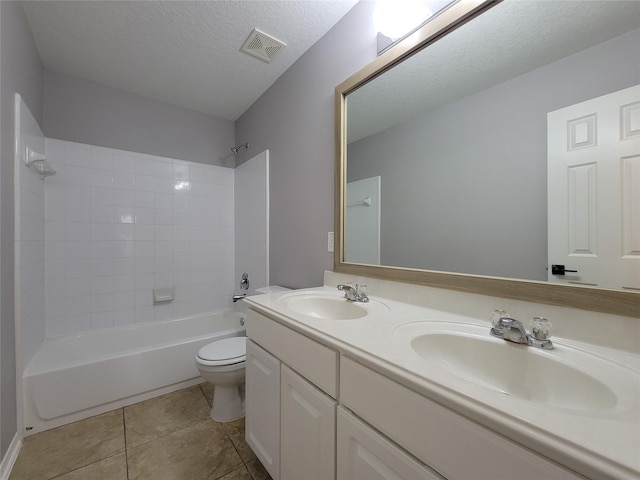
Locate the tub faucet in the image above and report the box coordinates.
[232,294,246,303]
[337,283,369,303]
[490,317,553,349]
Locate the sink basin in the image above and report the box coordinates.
[277,291,389,320]
[400,322,635,413]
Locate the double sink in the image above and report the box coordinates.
[276,290,638,415]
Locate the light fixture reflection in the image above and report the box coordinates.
[375,0,456,55]
[174,181,191,191]
[374,0,432,40]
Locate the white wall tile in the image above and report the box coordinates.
[113,258,135,276]
[66,258,92,278]
[134,156,156,176]
[154,177,172,193]
[154,209,173,225]
[91,241,114,259]
[44,140,237,335]
[135,190,154,208]
[154,192,172,210]
[135,306,154,323]
[115,207,135,224]
[114,172,135,190]
[113,154,135,173]
[91,258,115,277]
[92,187,114,206]
[66,203,92,223]
[91,311,114,330]
[67,277,93,297]
[113,308,135,327]
[114,274,135,293]
[155,160,173,178]
[66,185,92,204]
[114,224,134,241]
[67,222,91,241]
[92,223,114,241]
[173,163,189,180]
[90,149,114,171]
[134,174,155,192]
[91,169,114,188]
[114,241,135,259]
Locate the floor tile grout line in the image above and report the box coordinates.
[122,407,130,480]
[14,385,263,480]
[199,384,256,480]
[46,450,127,480]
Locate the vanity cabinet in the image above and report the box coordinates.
[245,339,280,480]
[280,365,336,480]
[337,406,445,480]
[246,306,587,480]
[246,308,338,480]
[340,356,585,480]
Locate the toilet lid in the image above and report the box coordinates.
[197,337,246,365]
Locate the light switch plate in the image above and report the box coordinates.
[328,232,334,252]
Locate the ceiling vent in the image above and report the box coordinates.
[241,29,286,63]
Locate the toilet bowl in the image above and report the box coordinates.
[196,336,246,422]
[195,285,290,422]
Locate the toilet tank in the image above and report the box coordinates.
[255,285,291,294]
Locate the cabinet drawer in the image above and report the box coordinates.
[340,357,584,480]
[247,308,338,397]
[337,406,444,480]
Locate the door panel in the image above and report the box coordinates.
[548,85,640,289]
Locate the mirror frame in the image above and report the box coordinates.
[334,0,640,318]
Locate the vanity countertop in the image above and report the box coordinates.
[245,285,640,480]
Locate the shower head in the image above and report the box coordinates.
[231,142,249,155]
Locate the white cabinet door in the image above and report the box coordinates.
[337,407,445,480]
[245,339,280,480]
[280,365,336,480]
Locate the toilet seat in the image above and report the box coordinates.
[197,337,246,367]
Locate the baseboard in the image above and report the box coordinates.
[0,433,22,480]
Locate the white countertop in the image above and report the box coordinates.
[245,285,640,480]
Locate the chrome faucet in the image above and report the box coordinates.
[337,283,369,303]
[232,294,246,303]
[490,316,554,349]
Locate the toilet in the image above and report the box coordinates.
[195,285,290,422]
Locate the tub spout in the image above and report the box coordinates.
[232,294,246,303]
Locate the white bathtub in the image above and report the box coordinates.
[23,310,245,434]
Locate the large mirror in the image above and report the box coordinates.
[335,0,640,317]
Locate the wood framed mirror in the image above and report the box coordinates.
[335,0,640,317]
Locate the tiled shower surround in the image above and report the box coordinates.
[44,139,235,336]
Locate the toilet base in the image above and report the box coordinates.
[211,383,245,422]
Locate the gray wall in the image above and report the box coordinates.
[234,1,378,288]
[0,0,44,459]
[347,29,640,281]
[44,71,234,166]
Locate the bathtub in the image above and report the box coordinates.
[23,309,245,434]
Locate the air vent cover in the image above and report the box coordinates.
[241,29,286,63]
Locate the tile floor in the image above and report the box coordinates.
[9,384,272,480]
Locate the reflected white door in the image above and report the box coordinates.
[345,176,381,264]
[548,85,640,289]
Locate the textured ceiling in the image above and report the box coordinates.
[22,0,359,121]
[348,1,640,143]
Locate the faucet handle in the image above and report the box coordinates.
[355,284,368,295]
[337,283,355,300]
[530,317,552,340]
[490,309,509,328]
